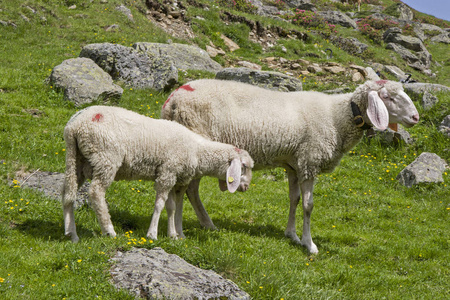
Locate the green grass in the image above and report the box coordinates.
[1,0,449,299]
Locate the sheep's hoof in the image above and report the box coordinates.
[285,231,301,244]
[65,232,79,243]
[301,240,319,254]
[147,233,158,240]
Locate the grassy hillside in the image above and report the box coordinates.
[0,0,449,299]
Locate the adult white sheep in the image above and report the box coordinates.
[62,105,253,242]
[161,79,419,254]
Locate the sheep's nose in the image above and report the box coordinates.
[239,184,249,192]
[412,114,419,123]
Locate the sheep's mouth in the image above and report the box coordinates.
[401,118,418,128]
[238,184,249,192]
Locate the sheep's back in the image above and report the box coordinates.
[66,106,202,181]
[164,80,340,169]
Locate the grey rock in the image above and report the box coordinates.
[133,42,222,74]
[413,25,426,42]
[216,67,302,92]
[370,126,412,145]
[286,0,312,8]
[397,3,414,21]
[385,43,431,71]
[421,91,438,110]
[247,0,279,17]
[419,23,446,35]
[307,65,323,74]
[296,2,317,12]
[110,247,250,300]
[403,83,450,97]
[317,10,357,28]
[14,171,88,208]
[430,33,450,44]
[329,36,368,55]
[80,43,178,91]
[383,65,406,81]
[438,115,450,138]
[383,29,427,52]
[115,5,134,22]
[365,67,381,81]
[386,43,419,63]
[397,152,448,187]
[323,65,346,74]
[370,12,409,27]
[48,57,123,106]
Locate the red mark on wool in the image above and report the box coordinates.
[92,113,103,122]
[163,84,195,109]
[234,147,242,153]
[376,80,388,86]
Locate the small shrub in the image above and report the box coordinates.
[215,0,257,14]
[356,16,400,44]
[264,0,287,10]
[283,9,337,36]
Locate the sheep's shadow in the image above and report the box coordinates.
[13,218,83,241]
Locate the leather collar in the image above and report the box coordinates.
[351,101,372,130]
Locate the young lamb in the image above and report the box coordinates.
[161,79,419,254]
[62,105,254,242]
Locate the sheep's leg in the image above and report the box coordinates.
[147,190,169,240]
[89,177,116,238]
[63,199,79,243]
[174,186,188,239]
[165,190,178,239]
[186,179,216,230]
[285,170,302,244]
[299,179,318,254]
[62,146,84,243]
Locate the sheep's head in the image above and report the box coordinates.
[219,149,254,193]
[363,80,419,130]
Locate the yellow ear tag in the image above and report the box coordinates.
[228,176,234,183]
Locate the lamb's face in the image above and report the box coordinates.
[237,153,254,192]
[219,150,254,193]
[376,82,419,128]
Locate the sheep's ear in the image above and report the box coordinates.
[367,91,389,130]
[226,159,242,193]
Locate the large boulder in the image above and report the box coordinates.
[396,3,414,21]
[369,126,412,145]
[421,91,438,110]
[317,10,357,28]
[48,57,123,106]
[133,42,223,74]
[383,28,427,52]
[403,83,450,97]
[383,65,406,81]
[329,36,368,55]
[14,170,88,209]
[439,115,450,138]
[430,33,450,44]
[397,152,448,188]
[216,67,303,92]
[80,43,178,90]
[110,247,250,300]
[385,43,431,70]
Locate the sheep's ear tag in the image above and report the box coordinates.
[226,159,241,193]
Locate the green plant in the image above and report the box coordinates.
[283,9,337,36]
[214,0,257,14]
[356,16,400,44]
